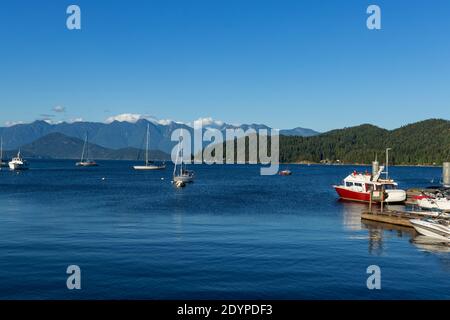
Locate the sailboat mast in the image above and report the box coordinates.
[0,137,3,161]
[173,136,181,177]
[81,134,87,162]
[86,133,89,160]
[146,124,149,165]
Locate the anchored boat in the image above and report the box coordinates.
[133,124,166,170]
[173,135,194,183]
[279,169,292,176]
[9,150,28,171]
[76,133,98,167]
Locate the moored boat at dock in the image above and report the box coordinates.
[334,170,406,203]
[410,218,450,242]
[334,149,406,204]
[416,196,450,212]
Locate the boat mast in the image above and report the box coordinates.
[81,134,87,162]
[0,136,3,161]
[145,124,149,165]
[179,135,184,176]
[173,135,182,177]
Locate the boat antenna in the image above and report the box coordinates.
[385,148,392,180]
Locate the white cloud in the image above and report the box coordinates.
[5,121,25,127]
[68,118,84,123]
[53,105,66,113]
[105,113,176,126]
[105,113,144,123]
[189,117,225,129]
[43,119,63,125]
[104,114,231,129]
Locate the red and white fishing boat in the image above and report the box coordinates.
[333,150,406,203]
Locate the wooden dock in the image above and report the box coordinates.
[361,209,431,228]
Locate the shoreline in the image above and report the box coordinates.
[11,158,444,168]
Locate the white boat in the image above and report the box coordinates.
[416,197,450,212]
[76,133,98,167]
[173,135,194,183]
[410,218,450,242]
[133,124,166,170]
[0,137,8,168]
[9,150,28,171]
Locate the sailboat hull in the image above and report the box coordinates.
[133,165,166,170]
[173,175,194,183]
[76,161,98,167]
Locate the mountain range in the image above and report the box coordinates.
[1,133,170,161]
[2,118,448,165]
[0,118,319,154]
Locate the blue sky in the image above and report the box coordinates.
[0,0,449,131]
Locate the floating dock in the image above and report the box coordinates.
[361,209,444,228]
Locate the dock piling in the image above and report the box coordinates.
[443,162,450,187]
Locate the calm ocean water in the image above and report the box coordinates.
[0,160,449,299]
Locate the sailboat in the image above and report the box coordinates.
[76,133,98,167]
[0,137,8,168]
[173,135,194,183]
[133,124,166,170]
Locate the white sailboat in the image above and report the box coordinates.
[0,137,8,168]
[133,124,166,170]
[76,133,98,167]
[173,135,194,183]
[9,150,28,171]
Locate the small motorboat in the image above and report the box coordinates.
[279,169,292,176]
[410,218,450,242]
[9,150,28,171]
[416,196,450,212]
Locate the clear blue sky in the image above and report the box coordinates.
[0,0,449,131]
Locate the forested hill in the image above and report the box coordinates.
[280,119,450,165]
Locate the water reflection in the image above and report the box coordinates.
[361,220,415,255]
[340,201,366,231]
[411,236,450,254]
[341,201,450,258]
